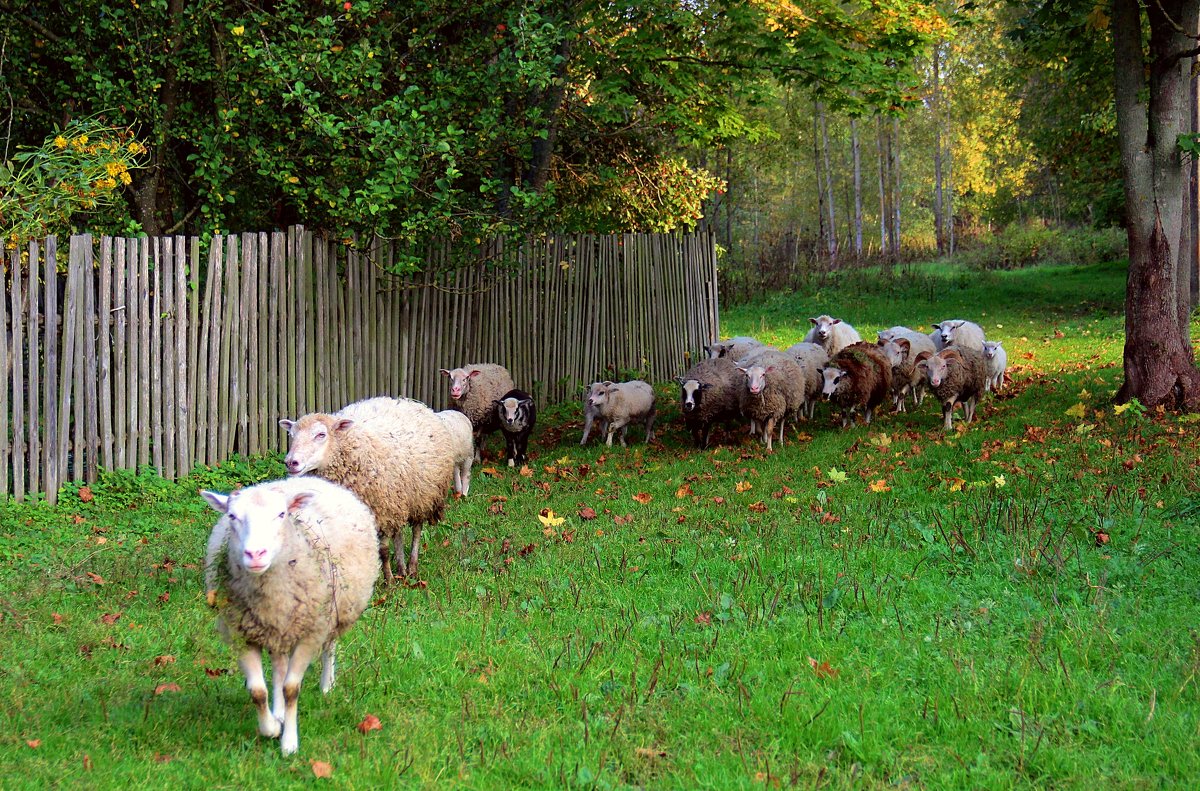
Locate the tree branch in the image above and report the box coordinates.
[0,1,65,44]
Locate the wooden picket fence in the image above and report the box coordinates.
[0,228,719,503]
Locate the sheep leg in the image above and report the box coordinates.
[645,412,656,443]
[942,401,954,431]
[776,417,785,446]
[763,417,775,451]
[580,415,593,445]
[506,433,517,467]
[620,426,629,447]
[380,543,395,585]
[238,646,281,739]
[864,406,874,425]
[460,459,473,497]
[406,523,423,578]
[270,650,288,724]
[319,642,336,694]
[280,641,321,756]
[965,396,977,424]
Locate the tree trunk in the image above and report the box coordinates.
[947,141,955,255]
[877,116,888,255]
[814,108,826,260]
[933,44,945,256]
[1112,0,1200,409]
[891,116,902,258]
[851,117,863,259]
[819,104,838,264]
[132,0,187,236]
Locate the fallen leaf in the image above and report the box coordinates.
[579,507,597,520]
[635,746,668,759]
[26,740,40,749]
[675,484,693,498]
[808,656,839,679]
[78,486,95,503]
[948,477,966,492]
[992,475,1006,488]
[1095,531,1110,546]
[827,468,848,484]
[153,655,176,667]
[632,492,652,504]
[86,572,105,585]
[1065,403,1087,419]
[519,543,536,557]
[158,591,170,603]
[83,754,92,772]
[735,481,753,493]
[519,465,533,477]
[72,514,86,525]
[153,753,172,763]
[613,514,633,526]
[748,501,768,513]
[100,612,121,625]
[357,714,383,734]
[311,760,333,778]
[695,612,712,626]
[204,667,229,678]
[537,509,565,528]
[481,467,501,477]
[51,613,63,625]
[1021,351,1035,361]
[155,682,182,695]
[867,479,891,493]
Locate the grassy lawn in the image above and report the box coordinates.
[2,258,1199,789]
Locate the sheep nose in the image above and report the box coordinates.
[244,548,268,563]
[285,458,301,474]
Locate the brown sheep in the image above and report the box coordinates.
[820,342,892,427]
[918,347,989,430]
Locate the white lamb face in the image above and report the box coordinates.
[821,367,846,399]
[740,365,770,395]
[880,340,905,367]
[202,488,300,575]
[587,382,613,408]
[983,341,1001,359]
[280,415,351,475]
[938,320,962,345]
[500,397,522,426]
[809,315,840,342]
[678,379,706,412]
[924,355,950,387]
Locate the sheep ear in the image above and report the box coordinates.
[831,318,841,325]
[468,369,483,378]
[703,345,712,355]
[994,340,1003,348]
[808,317,818,325]
[932,323,941,330]
[201,490,231,514]
[278,418,295,432]
[675,376,686,385]
[287,491,315,515]
[439,368,451,377]
[896,339,911,351]
[521,398,535,408]
[333,418,355,433]
[765,365,776,373]
[700,382,713,390]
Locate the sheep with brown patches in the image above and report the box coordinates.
[820,342,892,427]
[878,337,935,412]
[917,347,989,430]
[280,397,454,582]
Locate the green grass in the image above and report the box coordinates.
[3,258,1200,789]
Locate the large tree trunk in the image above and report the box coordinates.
[132,0,187,236]
[932,44,945,256]
[890,117,902,258]
[851,117,863,259]
[819,104,837,264]
[1112,0,1200,408]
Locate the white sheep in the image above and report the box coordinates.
[436,409,475,495]
[803,314,862,356]
[876,326,938,359]
[580,382,609,445]
[982,340,1008,391]
[933,319,986,351]
[201,477,380,756]
[706,336,763,361]
[280,396,454,582]
[586,380,656,446]
[439,364,515,461]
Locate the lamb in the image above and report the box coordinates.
[439,364,516,461]
[435,409,475,496]
[878,336,936,411]
[706,336,763,361]
[803,314,863,356]
[201,477,380,756]
[918,347,989,430]
[933,319,986,351]
[676,358,743,449]
[280,396,454,582]
[495,389,537,466]
[785,342,829,418]
[579,383,609,445]
[876,326,938,359]
[586,380,656,447]
[820,342,893,427]
[982,340,1008,391]
[736,357,806,451]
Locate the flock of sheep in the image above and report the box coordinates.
[199,313,1007,756]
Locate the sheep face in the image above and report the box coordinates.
[586,382,614,408]
[923,354,951,388]
[279,415,353,475]
[202,487,312,574]
[738,365,771,395]
[821,366,847,400]
[936,320,964,346]
[498,396,533,429]
[879,339,910,367]
[705,343,724,360]
[676,379,710,413]
[440,367,482,400]
[809,315,840,343]
[983,341,1003,359]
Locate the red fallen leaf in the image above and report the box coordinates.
[1095,531,1110,546]
[86,572,105,585]
[158,591,170,603]
[712,497,726,505]
[613,514,633,526]
[311,760,333,778]
[153,655,176,667]
[357,714,383,734]
[78,486,94,503]
[26,739,40,749]
[1021,351,1035,361]
[72,514,85,525]
[694,612,712,626]
[153,753,173,763]
[205,667,230,678]
[501,538,512,553]
[632,492,652,504]
[155,682,182,695]
[561,530,575,543]
[1053,328,1065,338]
[83,754,92,772]
[518,543,536,557]
[100,612,121,625]
[748,502,768,513]
[820,512,841,524]
[487,502,505,515]
[808,656,839,679]
[481,467,501,477]
[51,613,63,624]
[579,507,597,520]
[677,515,686,524]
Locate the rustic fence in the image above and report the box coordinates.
[0,229,719,503]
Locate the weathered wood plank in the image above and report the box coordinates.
[27,240,42,496]
[138,237,151,467]
[42,238,60,502]
[57,238,82,488]
[82,237,99,483]
[161,238,176,480]
[175,236,190,476]
[242,234,258,456]
[0,247,10,498]
[151,240,164,475]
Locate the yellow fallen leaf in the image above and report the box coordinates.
[993,475,1006,488]
[735,481,753,493]
[537,509,564,528]
[827,468,848,484]
[1065,403,1087,419]
[868,479,891,493]
[948,477,966,492]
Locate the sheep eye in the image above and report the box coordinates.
[315,432,327,440]
[277,511,286,519]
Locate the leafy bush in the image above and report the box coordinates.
[957,223,1127,270]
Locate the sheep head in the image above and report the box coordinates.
[279,414,354,475]
[201,486,314,574]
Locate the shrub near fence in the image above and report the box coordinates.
[1,228,720,504]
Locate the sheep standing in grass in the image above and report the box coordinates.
[737,357,805,451]
[803,314,863,356]
[677,358,742,449]
[587,380,656,446]
[877,326,938,359]
[918,347,989,430]
[821,342,892,427]
[436,410,475,496]
[878,337,935,412]
[439,364,515,461]
[706,336,762,361]
[982,341,1008,392]
[280,397,453,582]
[580,383,609,445]
[786,342,829,418]
[495,389,537,466]
[933,319,986,351]
[202,477,380,756]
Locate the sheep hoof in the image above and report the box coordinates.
[260,716,282,739]
[507,459,515,468]
[280,734,298,756]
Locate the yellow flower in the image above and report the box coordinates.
[287,176,299,184]
[54,135,68,149]
[232,25,245,36]
[993,475,1006,488]
[119,171,132,185]
[105,161,122,177]
[128,141,146,155]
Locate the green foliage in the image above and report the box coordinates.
[3,259,1199,786]
[954,224,1128,271]
[0,119,147,244]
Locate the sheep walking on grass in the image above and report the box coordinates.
[435,409,475,496]
[737,357,806,451]
[586,380,656,447]
[280,397,454,582]
[803,315,863,356]
[439,364,516,461]
[579,382,610,445]
[918,347,989,430]
[495,389,537,466]
[982,341,1008,391]
[821,342,892,427]
[677,358,742,449]
[202,477,380,756]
